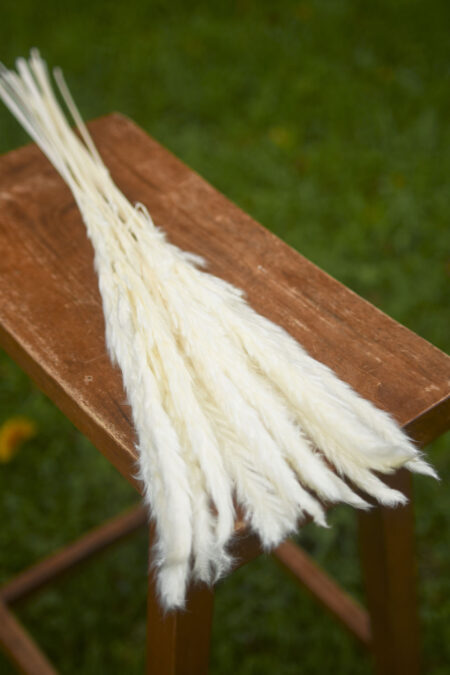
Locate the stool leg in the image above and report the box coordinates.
[358,469,421,675]
[146,541,214,674]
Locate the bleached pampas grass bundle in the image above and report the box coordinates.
[0,51,437,610]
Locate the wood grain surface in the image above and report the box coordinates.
[0,112,448,495]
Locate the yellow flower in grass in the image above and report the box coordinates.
[0,417,37,463]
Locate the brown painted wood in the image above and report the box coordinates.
[1,505,147,605]
[0,601,57,675]
[0,113,448,496]
[274,539,371,647]
[0,113,448,498]
[146,529,214,675]
[358,470,420,675]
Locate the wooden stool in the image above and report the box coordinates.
[0,114,448,675]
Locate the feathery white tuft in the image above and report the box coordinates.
[0,51,438,610]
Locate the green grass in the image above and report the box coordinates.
[0,1,449,672]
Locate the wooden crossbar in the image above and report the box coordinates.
[0,601,57,675]
[274,540,371,647]
[1,505,147,606]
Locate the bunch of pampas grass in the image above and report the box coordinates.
[0,51,437,610]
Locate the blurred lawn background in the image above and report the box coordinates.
[0,1,449,673]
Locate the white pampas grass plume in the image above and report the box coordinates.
[0,51,438,610]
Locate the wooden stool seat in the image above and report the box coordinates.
[0,113,449,674]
